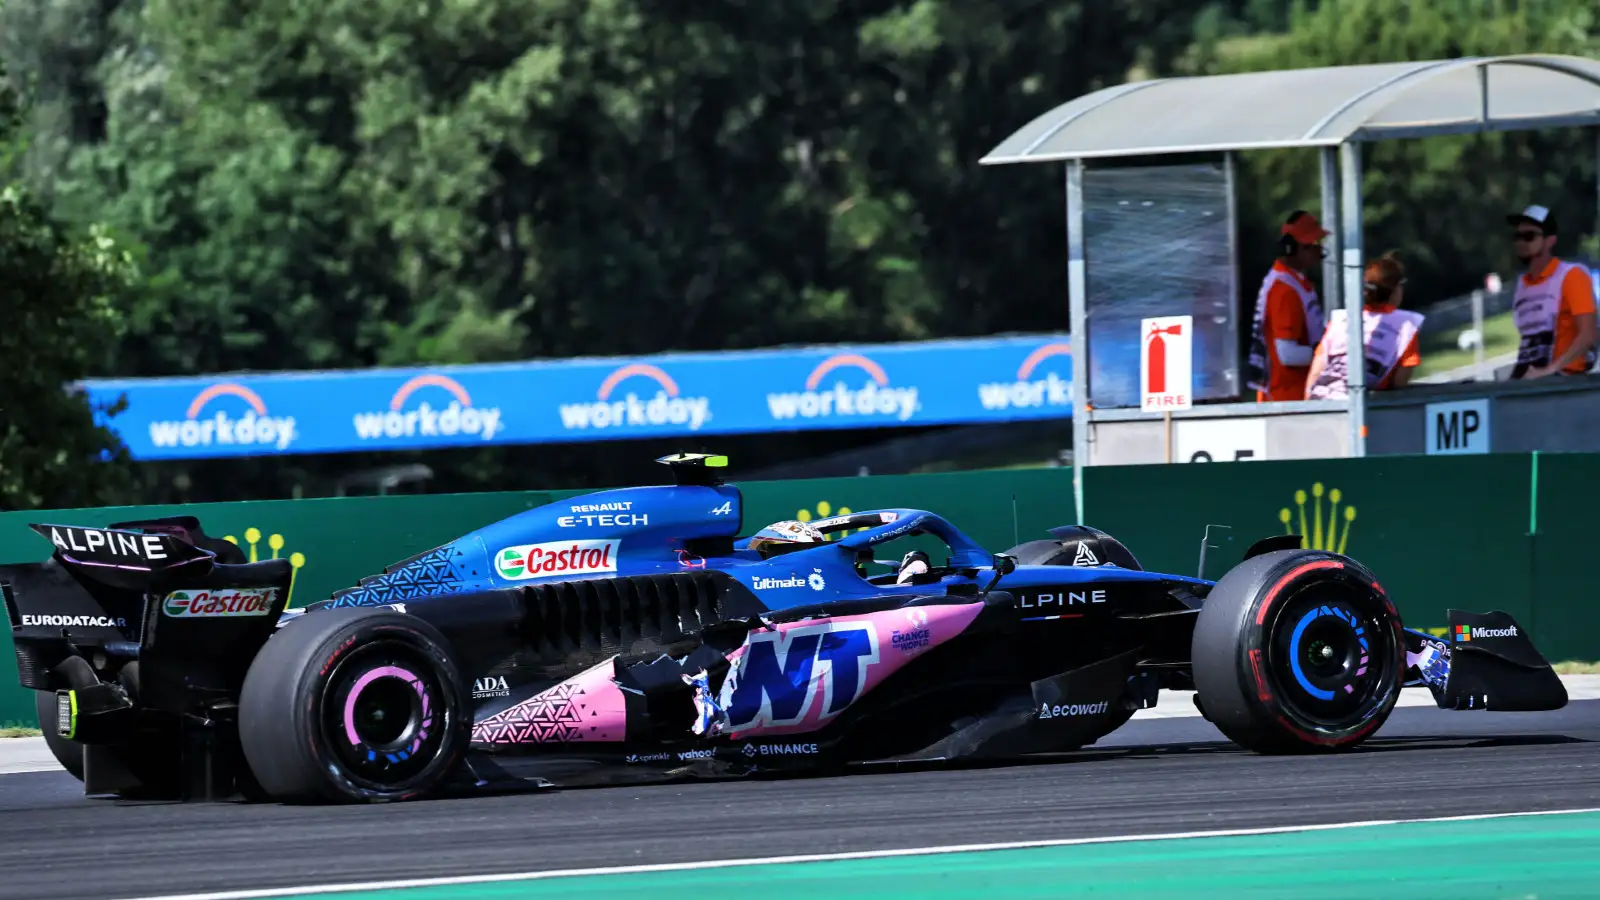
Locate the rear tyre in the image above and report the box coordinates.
[239,607,469,803]
[1191,549,1403,754]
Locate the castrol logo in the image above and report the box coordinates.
[162,588,278,618]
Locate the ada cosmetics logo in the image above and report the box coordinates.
[353,374,504,444]
[473,676,510,699]
[162,588,279,618]
[494,540,620,581]
[558,363,711,433]
[977,342,1072,412]
[766,354,919,424]
[147,383,298,453]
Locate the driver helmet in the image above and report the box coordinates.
[746,519,827,557]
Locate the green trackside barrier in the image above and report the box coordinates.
[1080,453,1570,658]
[0,468,1078,727]
[1522,452,1598,661]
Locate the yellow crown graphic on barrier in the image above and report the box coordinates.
[795,502,871,540]
[223,527,308,607]
[1278,482,1356,553]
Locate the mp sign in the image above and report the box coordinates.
[1140,315,1193,412]
[1426,398,1490,455]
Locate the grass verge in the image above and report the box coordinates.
[1414,309,1519,378]
[1553,661,1600,675]
[0,726,41,738]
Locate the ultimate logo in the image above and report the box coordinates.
[223,528,308,607]
[1278,482,1356,553]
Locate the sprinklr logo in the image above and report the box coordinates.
[353,374,504,443]
[147,383,297,451]
[1278,482,1357,553]
[766,354,919,423]
[977,342,1072,411]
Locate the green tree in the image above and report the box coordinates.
[0,30,142,509]
[1191,0,1600,307]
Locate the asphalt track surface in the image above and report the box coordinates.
[4,700,1600,900]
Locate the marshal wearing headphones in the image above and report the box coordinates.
[1246,211,1331,402]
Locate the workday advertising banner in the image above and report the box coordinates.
[78,335,1073,460]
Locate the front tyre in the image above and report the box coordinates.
[239,607,469,803]
[1191,549,1403,754]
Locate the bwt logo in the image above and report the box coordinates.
[766,354,919,422]
[353,374,503,443]
[558,364,711,432]
[977,342,1072,411]
[719,622,881,731]
[148,383,297,451]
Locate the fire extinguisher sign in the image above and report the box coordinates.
[1139,315,1194,412]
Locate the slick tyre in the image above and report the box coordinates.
[239,607,470,803]
[1191,549,1403,754]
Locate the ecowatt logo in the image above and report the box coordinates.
[766,354,918,423]
[558,364,711,432]
[148,383,297,452]
[977,342,1072,411]
[353,374,503,443]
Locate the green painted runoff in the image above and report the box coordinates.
[295,811,1600,899]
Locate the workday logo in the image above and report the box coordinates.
[767,354,919,423]
[353,374,503,443]
[223,527,309,607]
[558,364,711,432]
[1278,482,1356,553]
[977,342,1072,411]
[148,383,298,452]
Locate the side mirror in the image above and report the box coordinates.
[993,554,1017,576]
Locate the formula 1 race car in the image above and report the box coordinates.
[0,453,1570,803]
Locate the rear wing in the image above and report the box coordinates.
[4,518,293,713]
[28,523,219,591]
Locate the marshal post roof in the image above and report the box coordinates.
[980,54,1600,165]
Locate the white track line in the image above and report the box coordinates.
[126,805,1600,900]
